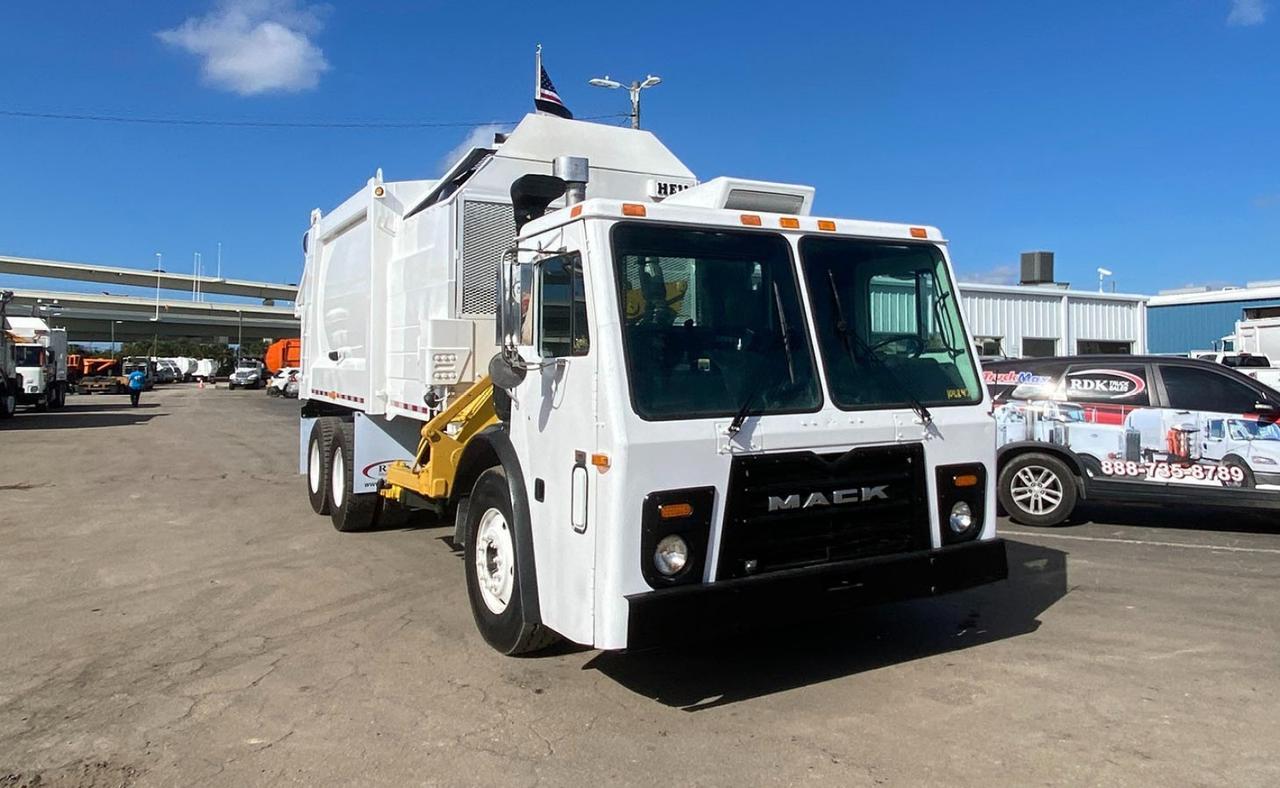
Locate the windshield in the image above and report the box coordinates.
[1223,355,1271,368]
[611,223,822,421]
[1229,420,1280,441]
[14,346,43,366]
[799,237,982,410]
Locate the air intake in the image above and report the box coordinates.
[1020,251,1055,285]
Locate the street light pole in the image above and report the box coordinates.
[237,309,243,361]
[588,74,662,129]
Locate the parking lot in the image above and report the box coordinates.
[2,386,1279,786]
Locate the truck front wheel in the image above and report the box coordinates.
[327,421,378,532]
[0,385,14,419]
[463,468,559,655]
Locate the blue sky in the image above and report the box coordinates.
[0,1,1276,301]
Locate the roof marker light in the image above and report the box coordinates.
[910,227,928,238]
[817,220,837,232]
[740,214,762,226]
[570,204,583,218]
[622,203,647,217]
[779,217,800,229]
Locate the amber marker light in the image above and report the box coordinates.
[658,502,694,519]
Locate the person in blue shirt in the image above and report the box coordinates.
[127,368,146,407]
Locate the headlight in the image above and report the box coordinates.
[653,534,690,577]
[948,501,974,534]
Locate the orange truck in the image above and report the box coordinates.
[264,338,301,374]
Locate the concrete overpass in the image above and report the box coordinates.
[5,289,298,342]
[0,254,298,303]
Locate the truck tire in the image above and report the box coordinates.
[463,467,560,655]
[307,417,339,515]
[36,387,51,412]
[1222,457,1255,489]
[0,385,14,419]
[51,384,65,410]
[328,420,378,532]
[998,452,1078,527]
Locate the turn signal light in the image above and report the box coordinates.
[591,453,611,470]
[740,214,762,226]
[779,217,800,229]
[817,219,837,232]
[953,473,980,488]
[910,226,928,238]
[622,203,647,217]
[658,502,693,519]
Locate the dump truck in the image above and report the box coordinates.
[4,315,68,410]
[296,114,1007,654]
[264,338,301,374]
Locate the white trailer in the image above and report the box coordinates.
[3,316,68,410]
[297,114,1007,654]
[1234,317,1280,363]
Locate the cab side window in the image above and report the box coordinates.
[538,252,590,358]
[1160,365,1259,413]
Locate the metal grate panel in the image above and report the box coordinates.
[460,200,515,317]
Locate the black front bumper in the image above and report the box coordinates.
[625,537,1008,650]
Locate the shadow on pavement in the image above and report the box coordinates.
[587,539,1067,710]
[0,410,166,430]
[1061,503,1279,535]
[57,401,162,413]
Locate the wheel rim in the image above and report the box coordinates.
[1010,465,1064,516]
[474,507,515,615]
[308,440,322,493]
[331,444,346,508]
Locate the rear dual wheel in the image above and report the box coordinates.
[306,418,338,515]
[327,421,379,532]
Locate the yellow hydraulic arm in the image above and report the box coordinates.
[381,376,498,503]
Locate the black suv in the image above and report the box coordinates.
[985,355,1280,526]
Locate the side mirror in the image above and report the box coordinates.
[1255,401,1277,414]
[494,249,533,354]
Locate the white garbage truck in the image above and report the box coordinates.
[3,315,68,411]
[296,114,1007,654]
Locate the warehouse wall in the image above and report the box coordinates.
[957,286,1146,357]
[1147,298,1280,353]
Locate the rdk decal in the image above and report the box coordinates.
[768,485,889,512]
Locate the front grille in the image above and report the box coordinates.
[716,443,929,580]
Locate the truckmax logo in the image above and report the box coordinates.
[768,485,890,511]
[1066,368,1146,400]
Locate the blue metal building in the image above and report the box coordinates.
[1147,282,1280,353]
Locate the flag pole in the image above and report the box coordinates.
[534,44,542,111]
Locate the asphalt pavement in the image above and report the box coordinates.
[1,386,1278,786]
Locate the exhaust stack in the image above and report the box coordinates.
[554,156,589,205]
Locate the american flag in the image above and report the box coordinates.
[535,64,572,119]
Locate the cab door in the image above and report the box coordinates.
[507,225,598,644]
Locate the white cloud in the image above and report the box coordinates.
[157,0,330,95]
[439,124,511,171]
[1227,0,1267,26]
[963,264,1018,285]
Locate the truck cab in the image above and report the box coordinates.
[4,316,68,411]
[474,189,1005,651]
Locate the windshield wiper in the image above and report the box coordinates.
[826,270,933,425]
[727,281,798,436]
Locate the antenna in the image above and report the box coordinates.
[1096,267,1113,293]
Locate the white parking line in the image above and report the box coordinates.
[1001,530,1280,555]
